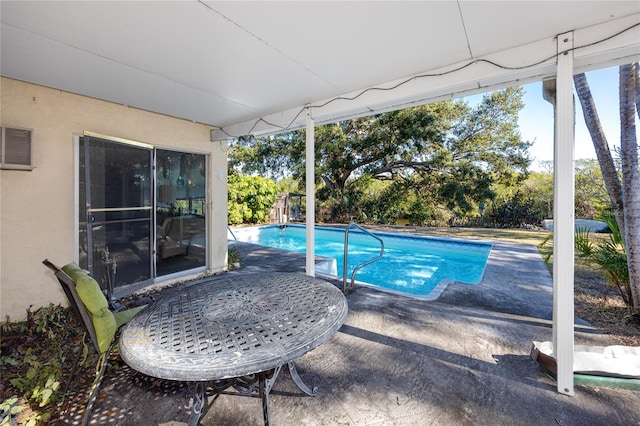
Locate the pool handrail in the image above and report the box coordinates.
[228,226,237,240]
[343,222,384,293]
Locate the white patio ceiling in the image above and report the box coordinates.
[1,1,639,140]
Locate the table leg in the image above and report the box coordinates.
[258,366,281,426]
[188,382,206,426]
[258,373,270,426]
[288,361,318,395]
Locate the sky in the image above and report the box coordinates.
[516,65,631,172]
[463,65,632,172]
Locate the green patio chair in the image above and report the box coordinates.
[42,259,146,426]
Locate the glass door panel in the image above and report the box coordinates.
[156,150,206,276]
[79,137,153,298]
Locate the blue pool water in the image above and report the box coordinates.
[231,224,492,299]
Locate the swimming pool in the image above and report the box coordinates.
[231,224,492,300]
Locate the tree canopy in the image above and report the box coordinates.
[229,86,532,223]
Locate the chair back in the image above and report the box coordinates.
[43,259,106,354]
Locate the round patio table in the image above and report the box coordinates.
[119,272,348,426]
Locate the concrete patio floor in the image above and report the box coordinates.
[65,239,639,425]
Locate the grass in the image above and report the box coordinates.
[370,224,552,245]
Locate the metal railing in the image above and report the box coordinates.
[343,222,384,293]
[227,226,237,241]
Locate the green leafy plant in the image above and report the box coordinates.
[228,246,241,267]
[6,348,63,413]
[228,173,278,225]
[575,216,632,310]
[9,356,61,408]
[1,397,25,425]
[1,304,85,425]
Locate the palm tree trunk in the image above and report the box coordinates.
[619,63,640,315]
[635,62,640,122]
[573,73,625,232]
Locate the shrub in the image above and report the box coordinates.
[228,174,278,224]
[574,215,632,311]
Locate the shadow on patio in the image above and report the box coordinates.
[56,241,639,425]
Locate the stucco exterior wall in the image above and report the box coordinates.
[0,77,228,321]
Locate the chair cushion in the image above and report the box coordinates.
[62,264,116,353]
[114,305,146,329]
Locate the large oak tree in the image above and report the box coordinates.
[230,87,532,222]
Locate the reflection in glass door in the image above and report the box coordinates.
[79,136,153,298]
[156,149,206,276]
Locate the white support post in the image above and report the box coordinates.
[553,31,575,396]
[305,109,315,276]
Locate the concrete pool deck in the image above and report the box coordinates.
[67,239,639,425]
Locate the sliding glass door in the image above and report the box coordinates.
[78,135,207,298]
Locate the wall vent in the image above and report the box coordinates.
[1,126,33,170]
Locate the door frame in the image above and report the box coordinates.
[73,132,209,298]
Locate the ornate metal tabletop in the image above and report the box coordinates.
[119,272,348,425]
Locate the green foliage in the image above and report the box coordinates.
[28,303,68,341]
[228,90,617,229]
[358,180,409,224]
[229,87,532,223]
[1,304,83,425]
[407,197,435,226]
[512,161,613,223]
[490,162,614,227]
[0,397,25,425]
[485,190,547,228]
[353,178,447,226]
[493,171,553,220]
[275,177,300,194]
[575,215,632,310]
[227,173,278,225]
[228,245,241,265]
[228,133,299,179]
[575,159,613,219]
[8,349,61,408]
